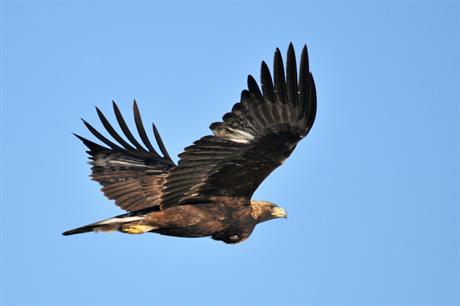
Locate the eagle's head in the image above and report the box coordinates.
[250,200,288,223]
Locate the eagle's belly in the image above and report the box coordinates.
[144,204,229,238]
[153,225,221,238]
[144,203,256,242]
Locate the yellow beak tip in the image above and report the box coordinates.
[272,207,288,218]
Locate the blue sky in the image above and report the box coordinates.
[1,1,459,305]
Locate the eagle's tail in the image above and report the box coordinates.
[62,223,108,236]
[63,208,158,236]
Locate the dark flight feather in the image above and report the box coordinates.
[112,101,148,152]
[298,45,310,116]
[260,61,275,103]
[81,119,123,151]
[273,48,287,105]
[133,100,158,156]
[96,107,136,151]
[286,43,298,107]
[247,75,263,99]
[152,123,173,162]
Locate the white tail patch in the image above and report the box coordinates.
[98,216,144,225]
[93,226,117,233]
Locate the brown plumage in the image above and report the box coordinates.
[63,43,317,244]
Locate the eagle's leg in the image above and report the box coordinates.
[119,223,156,234]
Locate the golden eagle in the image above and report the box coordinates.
[63,43,317,244]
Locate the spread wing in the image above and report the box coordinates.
[76,101,175,212]
[160,43,316,209]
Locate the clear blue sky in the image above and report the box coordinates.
[1,1,459,305]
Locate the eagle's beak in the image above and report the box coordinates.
[272,207,288,219]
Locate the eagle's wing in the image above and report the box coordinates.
[160,43,316,209]
[76,101,176,212]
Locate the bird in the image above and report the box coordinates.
[63,43,317,244]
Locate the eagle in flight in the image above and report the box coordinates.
[63,43,317,244]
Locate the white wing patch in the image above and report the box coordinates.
[93,159,146,168]
[214,127,254,144]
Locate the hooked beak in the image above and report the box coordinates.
[271,207,288,219]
